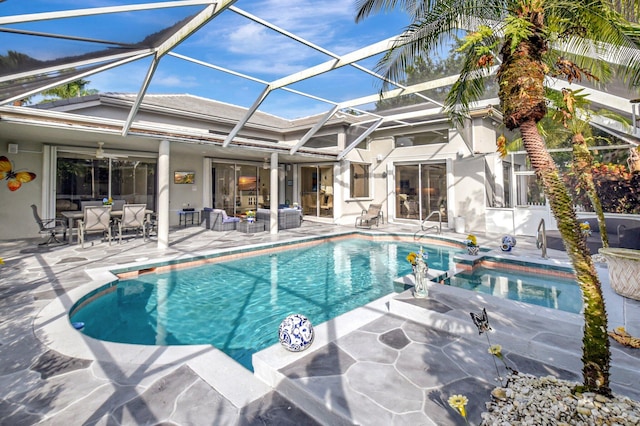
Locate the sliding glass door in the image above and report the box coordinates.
[56,154,156,215]
[211,162,271,216]
[300,165,333,217]
[395,163,447,222]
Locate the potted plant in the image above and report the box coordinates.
[246,210,256,223]
[466,234,479,256]
[599,247,640,300]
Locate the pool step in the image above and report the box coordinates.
[393,268,449,292]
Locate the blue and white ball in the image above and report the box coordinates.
[278,313,314,352]
[501,235,517,252]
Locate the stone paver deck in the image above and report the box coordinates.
[1,221,639,425]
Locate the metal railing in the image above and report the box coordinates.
[536,218,549,259]
[421,211,442,234]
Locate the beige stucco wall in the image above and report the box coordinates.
[0,141,46,240]
[452,156,487,233]
[168,150,205,218]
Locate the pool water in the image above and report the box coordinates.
[445,266,582,314]
[71,238,459,370]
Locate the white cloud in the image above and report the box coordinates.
[152,73,199,88]
[186,0,361,76]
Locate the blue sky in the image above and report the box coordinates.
[3,0,416,119]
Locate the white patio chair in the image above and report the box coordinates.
[78,205,112,248]
[116,203,147,243]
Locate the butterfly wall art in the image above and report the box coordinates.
[0,156,36,191]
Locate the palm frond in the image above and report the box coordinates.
[544,0,640,85]
[373,0,505,101]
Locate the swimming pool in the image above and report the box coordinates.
[445,266,582,314]
[70,237,461,370]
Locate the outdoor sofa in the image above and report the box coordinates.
[256,207,302,230]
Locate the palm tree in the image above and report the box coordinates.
[356,0,640,395]
[39,78,98,103]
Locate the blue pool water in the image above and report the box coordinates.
[70,238,459,370]
[445,266,581,314]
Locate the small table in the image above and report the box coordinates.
[178,210,200,227]
[236,221,265,233]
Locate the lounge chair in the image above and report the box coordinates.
[355,203,383,228]
[31,204,67,245]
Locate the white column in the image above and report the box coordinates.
[157,140,170,249]
[292,165,299,205]
[42,145,57,220]
[202,157,212,208]
[270,152,279,234]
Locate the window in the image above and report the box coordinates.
[350,163,369,198]
[394,128,449,148]
[503,161,512,208]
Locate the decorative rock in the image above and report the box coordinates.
[492,387,507,400]
[278,313,314,352]
[482,373,640,425]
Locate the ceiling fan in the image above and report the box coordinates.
[95,142,106,158]
[95,142,128,159]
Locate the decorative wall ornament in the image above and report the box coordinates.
[278,313,314,352]
[0,156,36,191]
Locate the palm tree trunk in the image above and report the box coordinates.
[520,118,611,395]
[572,133,609,248]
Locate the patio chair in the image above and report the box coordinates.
[355,203,382,228]
[209,208,240,231]
[78,205,112,248]
[30,204,67,245]
[115,203,147,243]
[403,200,420,218]
[321,194,333,215]
[303,193,317,215]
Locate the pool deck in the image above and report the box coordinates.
[1,220,639,425]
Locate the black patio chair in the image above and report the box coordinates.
[31,204,67,245]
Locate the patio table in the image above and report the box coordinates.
[236,220,265,233]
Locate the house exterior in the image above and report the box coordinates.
[3,3,639,247]
[2,92,565,243]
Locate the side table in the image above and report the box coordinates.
[178,210,200,227]
[236,221,265,233]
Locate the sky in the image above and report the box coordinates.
[2,0,420,119]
